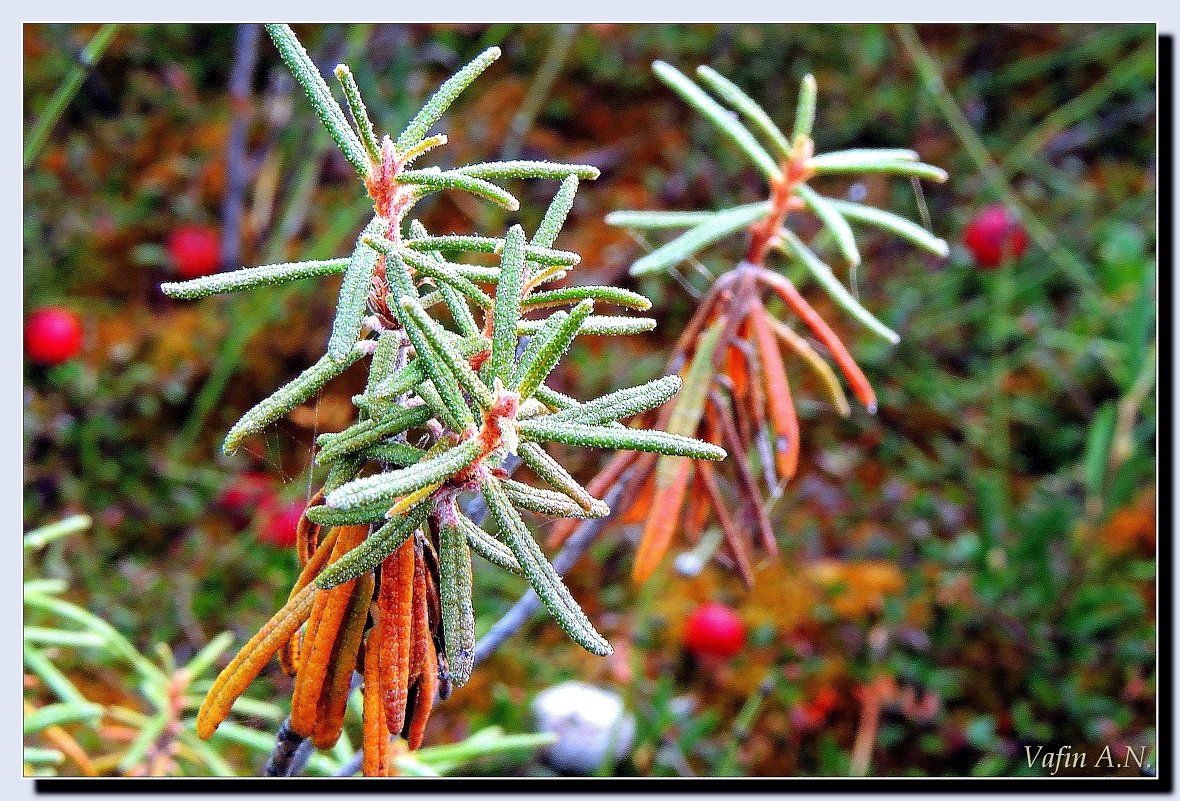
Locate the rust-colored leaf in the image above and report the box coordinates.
[632,458,693,584]
[290,526,369,738]
[750,301,800,480]
[378,538,416,735]
[311,570,374,750]
[196,583,319,740]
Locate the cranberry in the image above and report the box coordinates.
[962,205,1029,268]
[258,498,305,549]
[25,307,84,365]
[218,472,273,517]
[684,602,746,659]
[167,224,221,279]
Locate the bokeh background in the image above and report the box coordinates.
[23,23,1157,777]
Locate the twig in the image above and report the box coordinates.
[262,717,304,777]
[221,23,262,271]
[24,24,119,170]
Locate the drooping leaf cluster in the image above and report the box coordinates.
[570,62,949,585]
[163,25,724,773]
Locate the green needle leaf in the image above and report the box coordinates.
[316,404,432,465]
[315,503,429,589]
[224,346,366,455]
[480,475,612,656]
[457,513,523,575]
[628,201,772,276]
[546,375,682,426]
[823,197,949,257]
[334,63,380,165]
[399,296,494,410]
[532,175,579,249]
[504,479,609,519]
[795,184,861,267]
[517,315,656,337]
[404,235,579,267]
[396,46,501,151]
[393,295,475,430]
[490,225,527,383]
[652,60,782,180]
[778,228,901,345]
[792,73,818,144]
[439,518,476,687]
[265,24,370,177]
[325,438,483,511]
[513,299,594,399]
[327,217,388,361]
[524,285,651,312]
[161,258,349,299]
[517,442,606,514]
[605,208,725,230]
[518,418,726,460]
[456,161,600,182]
[696,65,792,161]
[808,151,948,182]
[399,247,494,309]
[400,168,520,211]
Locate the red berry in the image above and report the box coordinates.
[258,498,305,549]
[167,224,221,279]
[684,602,746,659]
[25,307,84,365]
[962,205,1029,268]
[218,472,273,515]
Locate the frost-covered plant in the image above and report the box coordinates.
[552,62,948,585]
[162,25,723,776]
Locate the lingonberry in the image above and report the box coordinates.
[25,306,84,365]
[963,204,1028,268]
[257,497,304,548]
[167,224,221,279]
[218,472,273,518]
[684,602,746,659]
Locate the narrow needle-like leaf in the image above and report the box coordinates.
[327,217,388,361]
[652,60,781,180]
[224,346,365,454]
[795,184,861,267]
[629,201,772,276]
[396,46,501,151]
[518,418,726,460]
[480,475,612,656]
[326,438,483,511]
[456,513,523,575]
[161,259,349,299]
[778,229,900,344]
[546,375,682,426]
[792,74,818,144]
[490,225,527,383]
[334,64,380,165]
[314,504,429,589]
[523,285,651,311]
[696,65,792,160]
[400,169,520,211]
[265,24,369,176]
[532,175,579,249]
[457,161,600,182]
[823,197,949,257]
[439,519,476,687]
[513,299,594,399]
[517,315,656,337]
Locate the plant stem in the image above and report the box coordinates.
[24,24,119,170]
